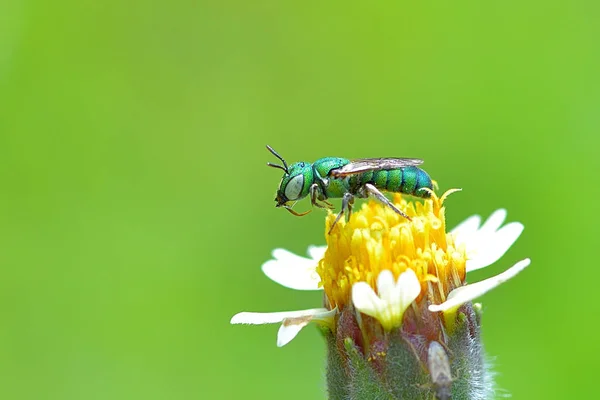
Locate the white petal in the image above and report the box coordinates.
[429,258,531,312]
[466,222,524,272]
[277,322,307,347]
[276,308,337,347]
[375,270,396,304]
[453,210,524,273]
[230,308,330,325]
[386,269,421,324]
[479,209,507,235]
[451,214,482,243]
[353,270,421,330]
[261,248,322,290]
[352,281,385,317]
[396,269,421,312]
[307,245,327,261]
[271,248,314,266]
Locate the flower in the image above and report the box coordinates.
[230,190,529,399]
[231,191,528,345]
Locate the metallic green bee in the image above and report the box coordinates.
[266,145,434,233]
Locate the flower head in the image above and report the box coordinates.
[231,190,529,399]
[317,190,469,326]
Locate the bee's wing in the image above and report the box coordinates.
[331,158,423,178]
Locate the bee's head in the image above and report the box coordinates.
[274,162,313,206]
[266,146,313,215]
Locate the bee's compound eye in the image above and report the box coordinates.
[284,174,304,200]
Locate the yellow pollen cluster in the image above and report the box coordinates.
[316,190,466,310]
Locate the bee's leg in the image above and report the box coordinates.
[320,198,334,207]
[328,193,354,234]
[362,183,412,221]
[310,183,333,209]
[345,194,355,222]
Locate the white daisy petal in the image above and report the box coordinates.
[261,259,321,290]
[376,270,396,304]
[261,248,322,290]
[453,209,525,273]
[277,322,308,347]
[387,269,421,323]
[232,308,335,347]
[230,308,330,325]
[352,270,421,330]
[466,222,524,272]
[451,214,482,244]
[429,258,531,312]
[352,282,385,317]
[479,209,507,235]
[275,308,337,347]
[307,245,327,261]
[396,269,421,312]
[271,248,312,264]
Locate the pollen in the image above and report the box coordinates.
[316,190,466,310]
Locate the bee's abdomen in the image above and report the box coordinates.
[401,167,433,197]
[352,167,433,198]
[376,167,432,198]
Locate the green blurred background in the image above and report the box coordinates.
[1,1,598,399]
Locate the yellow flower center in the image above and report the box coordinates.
[316,190,466,310]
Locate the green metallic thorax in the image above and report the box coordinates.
[312,157,351,198]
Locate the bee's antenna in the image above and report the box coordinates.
[266,145,289,174]
[267,162,287,173]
